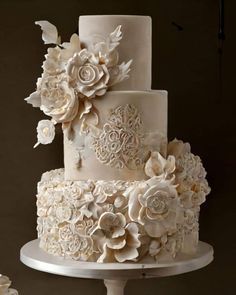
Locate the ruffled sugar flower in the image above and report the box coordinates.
[34,119,55,148]
[66,50,110,98]
[92,212,141,263]
[40,75,79,123]
[128,177,182,238]
[168,139,211,208]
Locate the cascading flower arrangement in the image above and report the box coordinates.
[25,21,132,147]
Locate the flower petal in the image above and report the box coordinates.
[106,236,126,250]
[144,220,166,238]
[97,244,115,263]
[112,227,126,238]
[25,91,41,108]
[114,246,139,263]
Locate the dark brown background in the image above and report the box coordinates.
[0,0,235,294]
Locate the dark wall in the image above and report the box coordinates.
[0,0,235,294]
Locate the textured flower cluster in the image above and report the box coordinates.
[37,139,210,263]
[25,21,132,147]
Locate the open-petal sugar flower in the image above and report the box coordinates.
[128,177,182,238]
[34,119,55,148]
[167,139,211,208]
[145,151,175,179]
[92,212,141,263]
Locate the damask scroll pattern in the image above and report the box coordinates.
[92,104,147,169]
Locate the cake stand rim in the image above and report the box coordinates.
[20,239,214,280]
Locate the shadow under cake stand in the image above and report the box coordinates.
[20,239,213,295]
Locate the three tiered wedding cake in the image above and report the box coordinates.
[25,15,210,263]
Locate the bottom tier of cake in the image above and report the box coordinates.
[36,167,207,263]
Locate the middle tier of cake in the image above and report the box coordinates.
[64,90,168,181]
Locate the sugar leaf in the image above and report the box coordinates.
[35,20,60,45]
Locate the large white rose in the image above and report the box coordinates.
[128,178,182,238]
[40,75,78,123]
[66,50,110,98]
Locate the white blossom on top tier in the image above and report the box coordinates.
[25,20,132,147]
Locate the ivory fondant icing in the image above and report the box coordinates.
[63,90,168,181]
[79,15,152,91]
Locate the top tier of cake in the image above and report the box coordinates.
[79,15,152,91]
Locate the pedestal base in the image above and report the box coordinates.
[20,239,213,294]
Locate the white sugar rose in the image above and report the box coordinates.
[34,119,55,148]
[67,50,110,98]
[128,178,182,238]
[41,234,62,256]
[55,203,73,222]
[40,75,78,123]
[61,234,94,261]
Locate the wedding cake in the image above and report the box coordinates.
[25,15,211,263]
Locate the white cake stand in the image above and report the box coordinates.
[20,239,213,295]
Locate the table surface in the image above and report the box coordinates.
[20,239,214,280]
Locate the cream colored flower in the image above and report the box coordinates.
[128,178,181,238]
[40,234,62,256]
[40,75,78,123]
[168,139,211,209]
[66,50,110,98]
[34,119,55,148]
[0,275,11,294]
[145,151,175,178]
[89,39,119,67]
[55,203,73,222]
[0,275,18,295]
[92,212,141,263]
[42,33,81,75]
[61,234,94,261]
